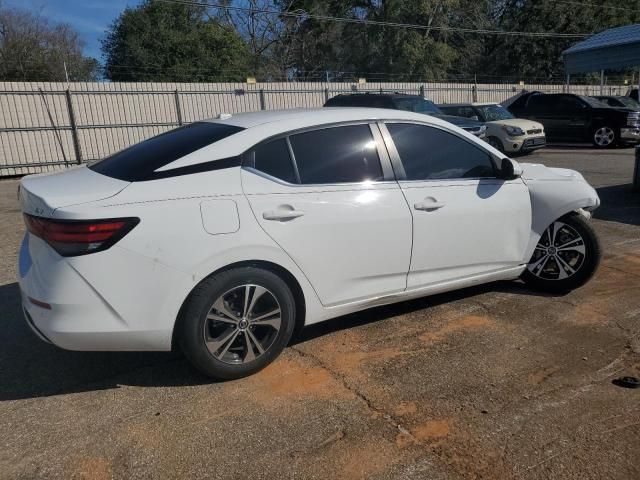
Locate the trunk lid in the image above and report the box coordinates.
[19,166,130,217]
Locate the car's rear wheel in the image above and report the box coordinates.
[592,125,617,148]
[179,267,296,379]
[522,213,601,293]
[487,136,504,152]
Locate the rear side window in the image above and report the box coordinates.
[89,122,244,181]
[325,95,392,108]
[289,125,383,184]
[387,123,495,180]
[526,95,557,111]
[248,138,297,183]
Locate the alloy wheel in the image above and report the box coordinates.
[527,221,586,280]
[593,127,615,147]
[203,284,282,364]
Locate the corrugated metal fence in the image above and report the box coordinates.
[0,80,629,176]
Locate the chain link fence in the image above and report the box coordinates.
[0,80,630,177]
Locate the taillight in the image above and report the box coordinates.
[24,214,139,257]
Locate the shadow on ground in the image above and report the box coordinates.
[0,279,560,402]
[594,184,640,226]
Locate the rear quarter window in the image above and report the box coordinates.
[89,122,244,181]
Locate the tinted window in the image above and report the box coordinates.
[440,106,476,118]
[249,138,297,183]
[392,97,442,114]
[387,123,495,180]
[90,122,243,181]
[325,95,393,108]
[527,95,557,111]
[290,125,383,184]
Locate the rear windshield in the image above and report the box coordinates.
[89,122,244,181]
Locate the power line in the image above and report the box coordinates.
[156,0,590,38]
[555,0,638,12]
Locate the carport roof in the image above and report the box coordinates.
[562,24,640,74]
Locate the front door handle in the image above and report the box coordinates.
[263,207,305,221]
[414,199,446,211]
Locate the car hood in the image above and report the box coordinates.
[520,163,586,182]
[430,114,484,128]
[486,118,544,130]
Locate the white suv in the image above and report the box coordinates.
[439,102,546,154]
[18,108,600,379]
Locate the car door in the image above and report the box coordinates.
[242,123,413,307]
[380,122,532,289]
[553,95,590,141]
[524,95,565,140]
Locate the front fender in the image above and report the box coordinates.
[523,177,599,261]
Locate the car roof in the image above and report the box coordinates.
[439,102,499,107]
[202,107,433,129]
[162,107,469,171]
[329,92,423,99]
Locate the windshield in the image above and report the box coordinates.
[615,96,640,109]
[392,97,442,114]
[475,104,514,121]
[579,95,609,108]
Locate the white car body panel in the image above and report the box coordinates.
[16,108,600,352]
[398,178,531,288]
[242,169,413,306]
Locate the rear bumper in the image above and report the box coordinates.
[18,233,181,352]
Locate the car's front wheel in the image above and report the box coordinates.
[178,267,296,379]
[522,213,601,293]
[592,125,618,148]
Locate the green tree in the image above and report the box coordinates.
[483,0,640,82]
[0,6,99,81]
[102,0,250,82]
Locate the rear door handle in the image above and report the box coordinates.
[263,208,305,221]
[414,200,446,211]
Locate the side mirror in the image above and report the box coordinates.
[500,158,522,180]
[471,115,479,121]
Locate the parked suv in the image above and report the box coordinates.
[508,92,640,147]
[438,102,545,154]
[324,93,487,138]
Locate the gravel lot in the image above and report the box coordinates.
[1,147,639,480]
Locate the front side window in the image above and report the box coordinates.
[387,123,495,180]
[248,138,297,183]
[89,122,244,181]
[289,125,383,184]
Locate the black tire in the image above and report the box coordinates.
[487,136,504,153]
[178,267,297,380]
[591,125,618,148]
[521,213,601,293]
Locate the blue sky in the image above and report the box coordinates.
[4,0,143,61]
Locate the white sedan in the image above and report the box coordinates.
[18,108,601,379]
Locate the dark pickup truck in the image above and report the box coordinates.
[508,92,640,147]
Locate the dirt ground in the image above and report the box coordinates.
[0,147,639,480]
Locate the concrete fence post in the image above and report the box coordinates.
[65,89,83,165]
[174,89,183,126]
[259,89,266,110]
